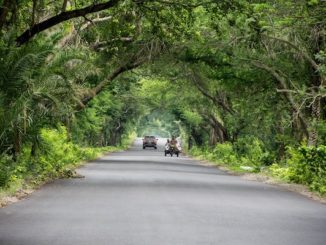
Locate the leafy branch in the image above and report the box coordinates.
[16,0,121,46]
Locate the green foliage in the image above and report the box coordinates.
[38,126,85,175]
[211,143,238,165]
[72,76,142,147]
[190,137,271,170]
[288,146,326,193]
[190,142,326,194]
[269,163,292,182]
[0,0,325,197]
[0,125,134,190]
[0,155,14,188]
[234,137,274,167]
[270,145,326,194]
[181,110,202,127]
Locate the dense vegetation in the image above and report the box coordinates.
[0,0,325,195]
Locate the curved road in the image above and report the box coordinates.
[0,139,326,245]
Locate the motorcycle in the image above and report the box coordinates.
[164,144,181,157]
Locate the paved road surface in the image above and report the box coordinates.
[0,138,326,245]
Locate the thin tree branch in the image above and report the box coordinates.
[91,37,133,51]
[154,0,212,8]
[77,38,165,110]
[264,35,319,71]
[77,59,144,110]
[251,60,310,138]
[80,16,113,30]
[190,71,236,115]
[62,0,69,12]
[16,0,120,45]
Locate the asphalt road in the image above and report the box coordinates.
[0,138,326,245]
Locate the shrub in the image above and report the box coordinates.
[37,126,104,177]
[269,163,292,181]
[287,145,326,194]
[0,156,14,188]
[269,145,326,194]
[249,140,274,170]
[189,146,205,158]
[212,143,238,165]
[0,126,134,193]
[234,137,273,169]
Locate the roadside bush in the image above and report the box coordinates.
[234,137,273,167]
[189,146,206,158]
[0,125,136,199]
[270,145,326,194]
[288,145,326,194]
[1,126,103,189]
[189,138,325,195]
[38,126,103,177]
[0,155,14,188]
[0,151,29,188]
[190,139,271,170]
[212,143,238,165]
[38,126,82,176]
[269,163,292,181]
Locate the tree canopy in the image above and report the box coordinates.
[0,0,325,193]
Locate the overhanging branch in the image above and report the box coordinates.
[190,71,236,115]
[251,60,310,138]
[80,16,113,31]
[16,0,120,45]
[77,38,166,110]
[77,59,144,110]
[264,35,319,71]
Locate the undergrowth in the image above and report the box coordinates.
[0,126,135,200]
[189,137,326,195]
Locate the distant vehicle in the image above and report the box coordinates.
[142,136,158,149]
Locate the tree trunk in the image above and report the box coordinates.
[0,0,11,30]
[307,23,324,146]
[209,127,218,146]
[275,112,286,159]
[188,136,193,150]
[31,141,37,157]
[208,115,229,143]
[191,128,203,146]
[308,95,321,146]
[31,0,37,26]
[13,126,21,161]
[231,118,245,143]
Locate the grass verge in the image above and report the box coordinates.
[187,151,326,204]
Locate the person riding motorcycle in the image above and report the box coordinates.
[164,136,181,157]
[170,136,177,147]
[165,139,170,151]
[170,136,178,151]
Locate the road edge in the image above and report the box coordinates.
[192,157,326,204]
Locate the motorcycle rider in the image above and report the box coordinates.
[165,139,170,150]
[170,136,178,148]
